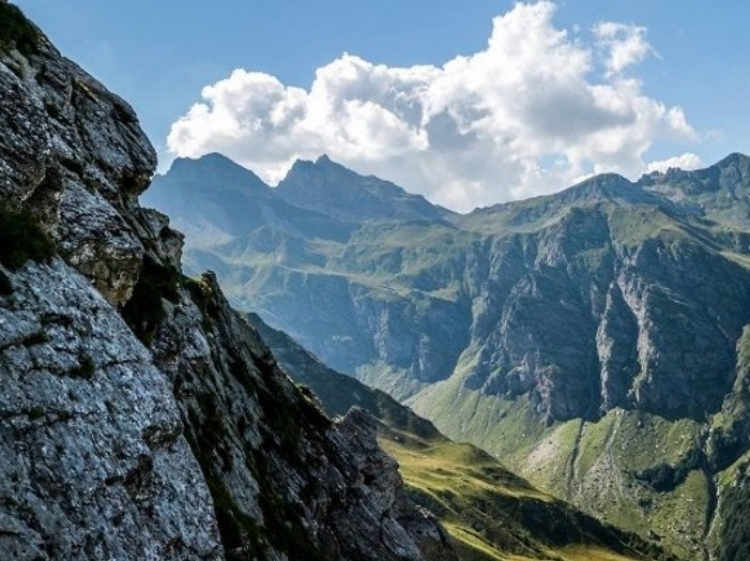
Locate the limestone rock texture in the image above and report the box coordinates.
[0,261,220,561]
[0,7,456,561]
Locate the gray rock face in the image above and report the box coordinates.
[0,260,221,561]
[0,8,457,561]
[276,155,449,223]
[0,12,223,560]
[150,272,457,561]
[0,22,155,307]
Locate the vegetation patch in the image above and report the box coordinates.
[634,448,702,493]
[717,487,750,561]
[381,436,675,561]
[0,207,55,270]
[183,275,218,332]
[0,3,39,56]
[23,330,49,346]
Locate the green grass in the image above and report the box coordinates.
[606,206,689,248]
[407,371,552,465]
[410,381,704,559]
[381,435,670,561]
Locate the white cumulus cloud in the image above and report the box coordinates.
[167,1,698,212]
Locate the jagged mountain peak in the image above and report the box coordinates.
[281,154,369,188]
[164,152,269,193]
[277,154,448,222]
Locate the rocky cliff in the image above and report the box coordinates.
[0,5,457,561]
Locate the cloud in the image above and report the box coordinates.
[167,1,697,212]
[594,22,653,77]
[646,153,703,174]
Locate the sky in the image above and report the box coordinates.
[14,1,750,212]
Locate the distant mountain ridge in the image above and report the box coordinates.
[277,155,452,223]
[145,151,750,559]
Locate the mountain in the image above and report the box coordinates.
[245,313,675,561]
[148,148,750,559]
[0,6,460,560]
[275,155,451,223]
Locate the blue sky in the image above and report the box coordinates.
[15,1,750,211]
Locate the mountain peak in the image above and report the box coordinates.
[286,154,352,178]
[163,153,269,193]
[566,172,643,202]
[715,151,750,169]
[277,156,448,223]
[171,151,235,167]
[639,152,750,199]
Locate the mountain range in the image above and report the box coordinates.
[144,149,750,560]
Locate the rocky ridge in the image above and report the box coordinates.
[0,5,457,561]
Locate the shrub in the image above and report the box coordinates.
[68,355,96,380]
[0,270,12,295]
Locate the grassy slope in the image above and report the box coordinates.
[380,433,673,561]
[408,377,709,560]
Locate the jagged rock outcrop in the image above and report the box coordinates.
[0,261,220,561]
[0,8,159,307]
[0,6,457,561]
[0,8,222,560]
[150,271,457,561]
